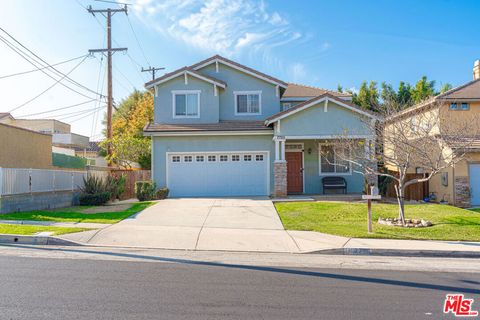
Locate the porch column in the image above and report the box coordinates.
[273,136,287,197]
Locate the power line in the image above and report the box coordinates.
[126,14,150,66]
[55,106,105,120]
[7,55,89,113]
[16,99,97,118]
[0,27,105,99]
[0,34,103,101]
[0,55,87,80]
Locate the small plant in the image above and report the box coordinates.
[79,175,111,206]
[106,174,126,200]
[156,187,169,200]
[135,181,156,201]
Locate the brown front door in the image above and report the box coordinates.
[286,152,303,194]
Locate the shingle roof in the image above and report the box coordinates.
[265,93,379,124]
[73,141,102,152]
[437,78,480,100]
[443,136,480,151]
[189,54,288,87]
[283,83,351,98]
[145,67,227,88]
[144,121,271,133]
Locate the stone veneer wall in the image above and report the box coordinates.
[273,162,287,197]
[454,176,470,208]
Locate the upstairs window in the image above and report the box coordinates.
[461,103,470,110]
[450,103,458,110]
[173,91,200,118]
[234,91,261,115]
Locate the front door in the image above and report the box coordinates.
[469,164,480,206]
[286,152,303,194]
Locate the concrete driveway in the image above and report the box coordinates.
[86,198,300,253]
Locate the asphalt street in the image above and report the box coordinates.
[0,253,478,320]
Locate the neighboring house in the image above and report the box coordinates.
[0,123,52,169]
[74,141,108,167]
[385,60,480,207]
[144,55,378,197]
[0,114,89,155]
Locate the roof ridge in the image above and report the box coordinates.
[437,78,480,99]
[286,82,351,96]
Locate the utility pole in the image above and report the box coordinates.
[141,66,165,80]
[87,5,127,166]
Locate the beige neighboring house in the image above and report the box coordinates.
[0,122,52,169]
[0,114,89,154]
[385,60,480,207]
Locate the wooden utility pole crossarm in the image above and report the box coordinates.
[87,5,127,166]
[141,66,165,80]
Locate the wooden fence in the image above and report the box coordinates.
[385,173,429,201]
[110,169,151,200]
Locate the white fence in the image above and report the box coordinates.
[0,168,87,196]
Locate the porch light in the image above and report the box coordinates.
[308,148,312,154]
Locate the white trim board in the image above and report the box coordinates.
[192,58,287,89]
[265,96,380,125]
[145,130,274,137]
[146,69,226,89]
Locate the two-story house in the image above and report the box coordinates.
[144,55,378,197]
[385,60,480,207]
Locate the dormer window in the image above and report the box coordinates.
[234,91,261,115]
[172,90,200,118]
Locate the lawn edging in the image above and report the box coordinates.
[308,247,480,258]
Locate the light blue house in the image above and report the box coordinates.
[144,55,378,197]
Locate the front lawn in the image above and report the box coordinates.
[275,202,480,241]
[0,224,89,236]
[0,202,152,224]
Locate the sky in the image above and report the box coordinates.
[0,0,479,139]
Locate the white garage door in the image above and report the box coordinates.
[167,152,269,197]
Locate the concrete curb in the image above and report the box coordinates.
[309,247,480,258]
[0,234,82,246]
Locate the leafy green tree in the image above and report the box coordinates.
[411,76,436,103]
[396,81,413,106]
[352,81,380,112]
[439,83,452,94]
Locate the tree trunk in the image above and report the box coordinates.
[394,184,406,225]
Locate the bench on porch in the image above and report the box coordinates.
[322,177,347,194]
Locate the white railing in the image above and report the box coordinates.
[0,168,87,196]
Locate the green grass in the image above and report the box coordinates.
[0,202,153,224]
[275,202,480,241]
[0,224,89,236]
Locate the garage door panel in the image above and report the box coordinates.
[167,152,268,197]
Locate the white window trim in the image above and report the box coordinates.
[234,91,262,116]
[172,90,201,119]
[318,143,352,176]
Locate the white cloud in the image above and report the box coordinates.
[289,62,307,82]
[130,0,302,56]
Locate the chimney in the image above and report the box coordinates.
[474,60,480,80]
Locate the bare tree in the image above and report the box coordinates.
[330,98,479,225]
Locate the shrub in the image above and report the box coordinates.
[80,175,106,194]
[135,181,156,201]
[79,175,110,206]
[156,187,169,200]
[106,174,126,200]
[79,191,111,206]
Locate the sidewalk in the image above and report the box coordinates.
[54,227,480,257]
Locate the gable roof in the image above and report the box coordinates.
[0,112,13,120]
[283,83,351,99]
[388,78,480,121]
[265,93,380,125]
[145,66,227,89]
[189,55,288,88]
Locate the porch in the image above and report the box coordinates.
[272,136,373,197]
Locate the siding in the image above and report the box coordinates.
[154,75,220,124]
[278,101,371,137]
[198,63,282,121]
